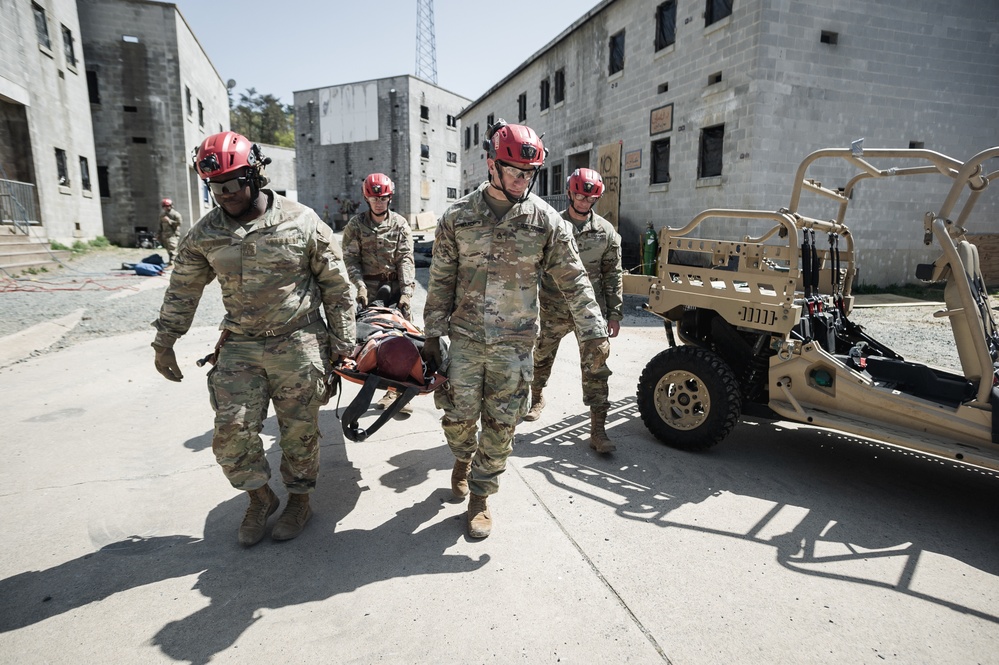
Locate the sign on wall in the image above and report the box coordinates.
[596,142,621,229]
[624,149,642,170]
[650,103,673,135]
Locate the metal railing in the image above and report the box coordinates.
[0,177,40,235]
[541,193,569,211]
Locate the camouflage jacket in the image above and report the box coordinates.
[159,209,182,235]
[341,211,416,297]
[424,182,607,344]
[152,192,356,354]
[539,209,623,322]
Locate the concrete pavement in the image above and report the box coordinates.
[2,300,999,662]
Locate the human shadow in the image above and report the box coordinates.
[151,487,485,664]
[0,409,487,663]
[517,396,999,624]
[379,447,452,493]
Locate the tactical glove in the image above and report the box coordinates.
[356,287,368,308]
[153,344,184,382]
[398,293,412,320]
[421,336,443,370]
[580,336,610,370]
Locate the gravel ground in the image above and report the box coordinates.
[0,246,226,352]
[0,245,983,372]
[849,301,965,371]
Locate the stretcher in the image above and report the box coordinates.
[330,305,447,442]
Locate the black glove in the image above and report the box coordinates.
[153,344,184,382]
[421,336,442,370]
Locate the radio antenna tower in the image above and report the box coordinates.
[415,0,438,84]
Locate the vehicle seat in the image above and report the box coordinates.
[943,240,994,382]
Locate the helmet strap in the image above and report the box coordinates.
[232,175,263,219]
[569,200,592,219]
[211,170,263,220]
[491,164,538,204]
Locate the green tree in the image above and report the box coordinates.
[230,88,294,148]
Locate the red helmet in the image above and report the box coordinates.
[567,168,604,198]
[375,335,424,384]
[161,198,173,207]
[192,131,265,180]
[485,120,546,167]
[363,173,394,198]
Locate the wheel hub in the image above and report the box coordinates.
[655,369,710,430]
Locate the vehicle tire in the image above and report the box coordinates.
[637,345,742,451]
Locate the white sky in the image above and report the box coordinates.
[165,0,602,105]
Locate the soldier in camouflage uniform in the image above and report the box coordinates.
[158,198,184,264]
[523,168,623,454]
[422,120,609,539]
[341,173,417,413]
[151,132,355,548]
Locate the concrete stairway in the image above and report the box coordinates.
[0,227,72,275]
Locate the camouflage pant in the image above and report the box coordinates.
[532,314,612,410]
[361,278,401,307]
[206,320,330,493]
[158,232,179,262]
[433,334,533,496]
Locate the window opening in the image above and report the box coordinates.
[655,1,677,51]
[32,3,50,49]
[699,125,724,178]
[705,0,733,26]
[651,139,671,184]
[609,31,625,75]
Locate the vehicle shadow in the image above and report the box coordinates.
[516,396,999,624]
[0,409,487,663]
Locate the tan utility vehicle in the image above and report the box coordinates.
[624,143,999,471]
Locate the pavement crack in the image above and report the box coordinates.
[0,464,218,496]
[511,460,674,664]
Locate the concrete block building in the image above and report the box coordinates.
[77,0,228,247]
[0,0,103,245]
[294,76,469,227]
[258,143,296,201]
[458,0,999,284]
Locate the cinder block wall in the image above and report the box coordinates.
[1,0,103,243]
[79,0,227,246]
[295,76,467,226]
[258,143,296,200]
[459,0,999,284]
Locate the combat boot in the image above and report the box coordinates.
[376,390,413,416]
[467,493,492,539]
[271,493,312,541]
[589,408,617,454]
[451,458,472,499]
[522,390,546,422]
[238,485,279,547]
[375,391,396,410]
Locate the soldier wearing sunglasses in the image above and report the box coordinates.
[523,168,623,454]
[341,172,417,414]
[151,131,356,547]
[422,120,609,539]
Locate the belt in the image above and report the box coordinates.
[363,272,398,282]
[236,309,323,338]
